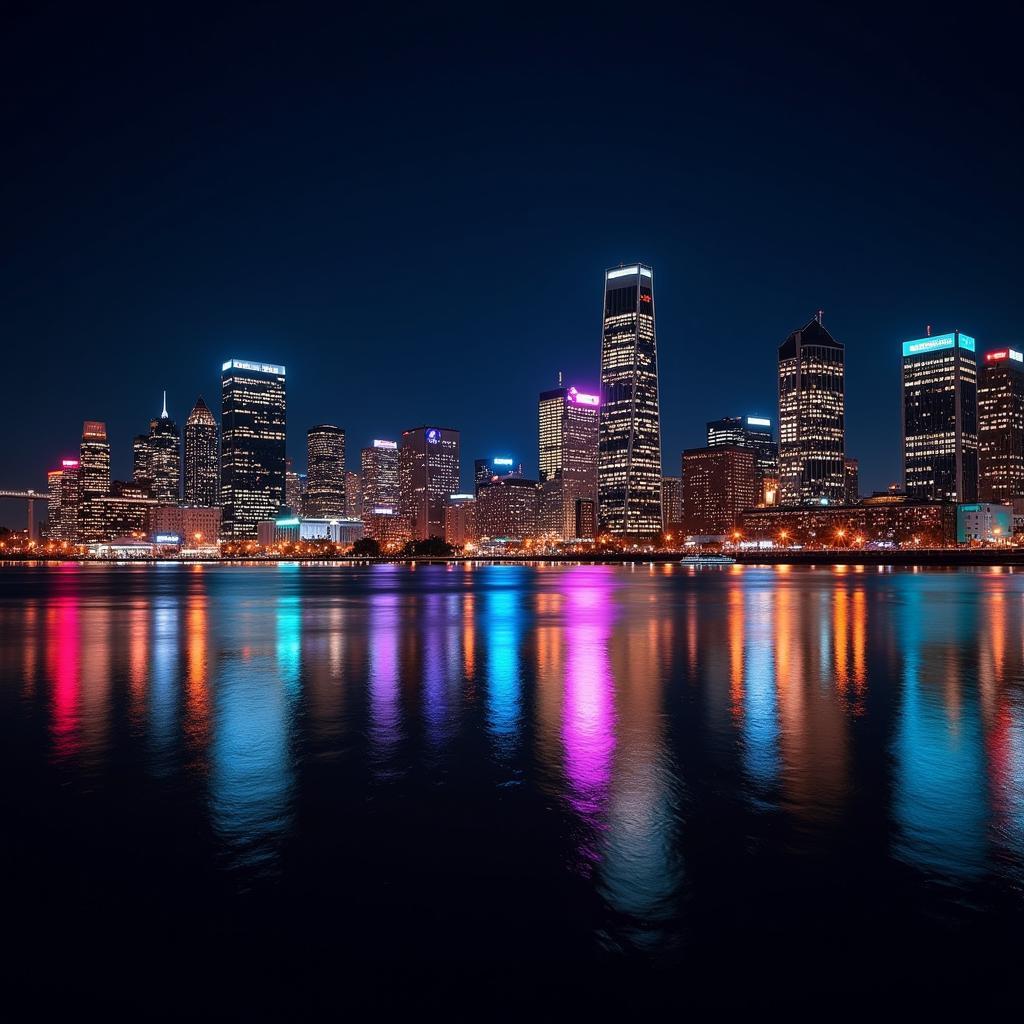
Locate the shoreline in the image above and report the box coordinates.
[3,550,1024,568]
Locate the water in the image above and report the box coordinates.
[2,561,1023,1009]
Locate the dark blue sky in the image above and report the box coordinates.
[2,4,1022,525]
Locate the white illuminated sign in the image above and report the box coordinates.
[223,359,286,375]
[746,417,771,427]
[373,439,398,449]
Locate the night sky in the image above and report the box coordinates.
[2,5,1022,526]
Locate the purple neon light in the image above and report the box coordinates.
[568,387,599,406]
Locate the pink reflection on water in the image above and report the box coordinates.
[561,568,616,868]
[49,596,81,760]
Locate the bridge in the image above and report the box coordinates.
[0,489,50,541]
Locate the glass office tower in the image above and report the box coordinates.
[220,359,287,539]
[778,315,845,505]
[902,331,978,502]
[598,264,662,536]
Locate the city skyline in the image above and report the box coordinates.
[4,9,1022,516]
[2,303,1019,536]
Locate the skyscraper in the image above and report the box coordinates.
[305,424,346,518]
[778,315,845,505]
[399,426,460,541]
[285,458,306,516]
[538,384,599,540]
[361,440,400,511]
[79,420,111,542]
[474,457,522,496]
[56,459,80,542]
[220,359,287,539]
[844,457,860,504]
[661,475,683,532]
[706,416,778,480]
[902,330,978,503]
[598,264,662,536]
[184,396,220,507]
[133,393,181,504]
[978,347,1024,504]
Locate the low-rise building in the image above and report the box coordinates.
[361,508,414,550]
[956,503,1013,543]
[739,495,958,547]
[476,476,538,541]
[152,505,223,545]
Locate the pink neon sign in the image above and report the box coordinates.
[568,387,599,406]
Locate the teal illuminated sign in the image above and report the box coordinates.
[903,332,975,358]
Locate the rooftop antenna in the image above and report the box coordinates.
[815,308,824,325]
[161,390,168,418]
[558,370,563,387]
[926,324,932,337]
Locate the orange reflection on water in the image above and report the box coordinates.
[184,594,210,751]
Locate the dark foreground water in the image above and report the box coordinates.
[3,561,1024,1009]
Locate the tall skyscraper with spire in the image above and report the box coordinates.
[777,313,845,505]
[133,392,181,504]
[598,263,662,536]
[221,358,287,539]
[184,396,220,507]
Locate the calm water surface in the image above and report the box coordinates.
[3,561,1023,1007]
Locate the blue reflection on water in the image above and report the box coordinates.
[743,583,779,791]
[892,578,988,879]
[484,568,523,754]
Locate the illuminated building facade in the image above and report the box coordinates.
[740,495,957,547]
[152,505,222,545]
[598,264,662,536]
[661,475,683,532]
[88,482,158,541]
[285,459,306,516]
[682,446,758,538]
[362,508,413,549]
[844,457,860,504]
[79,420,112,542]
[538,385,599,539]
[305,424,346,518]
[399,426,460,540]
[978,347,1024,503]
[220,359,287,539]
[778,316,845,505]
[476,476,539,540]
[902,330,978,502]
[46,459,81,541]
[184,396,219,507]
[474,456,522,496]
[444,493,477,546]
[706,415,778,481]
[257,515,364,546]
[956,502,1013,543]
[344,470,362,517]
[361,440,400,511]
[46,468,62,540]
[133,394,181,504]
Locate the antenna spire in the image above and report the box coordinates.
[815,308,824,325]
[161,390,168,418]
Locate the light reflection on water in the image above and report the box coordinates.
[3,560,1024,978]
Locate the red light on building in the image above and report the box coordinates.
[986,350,1009,362]
[640,293,652,303]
